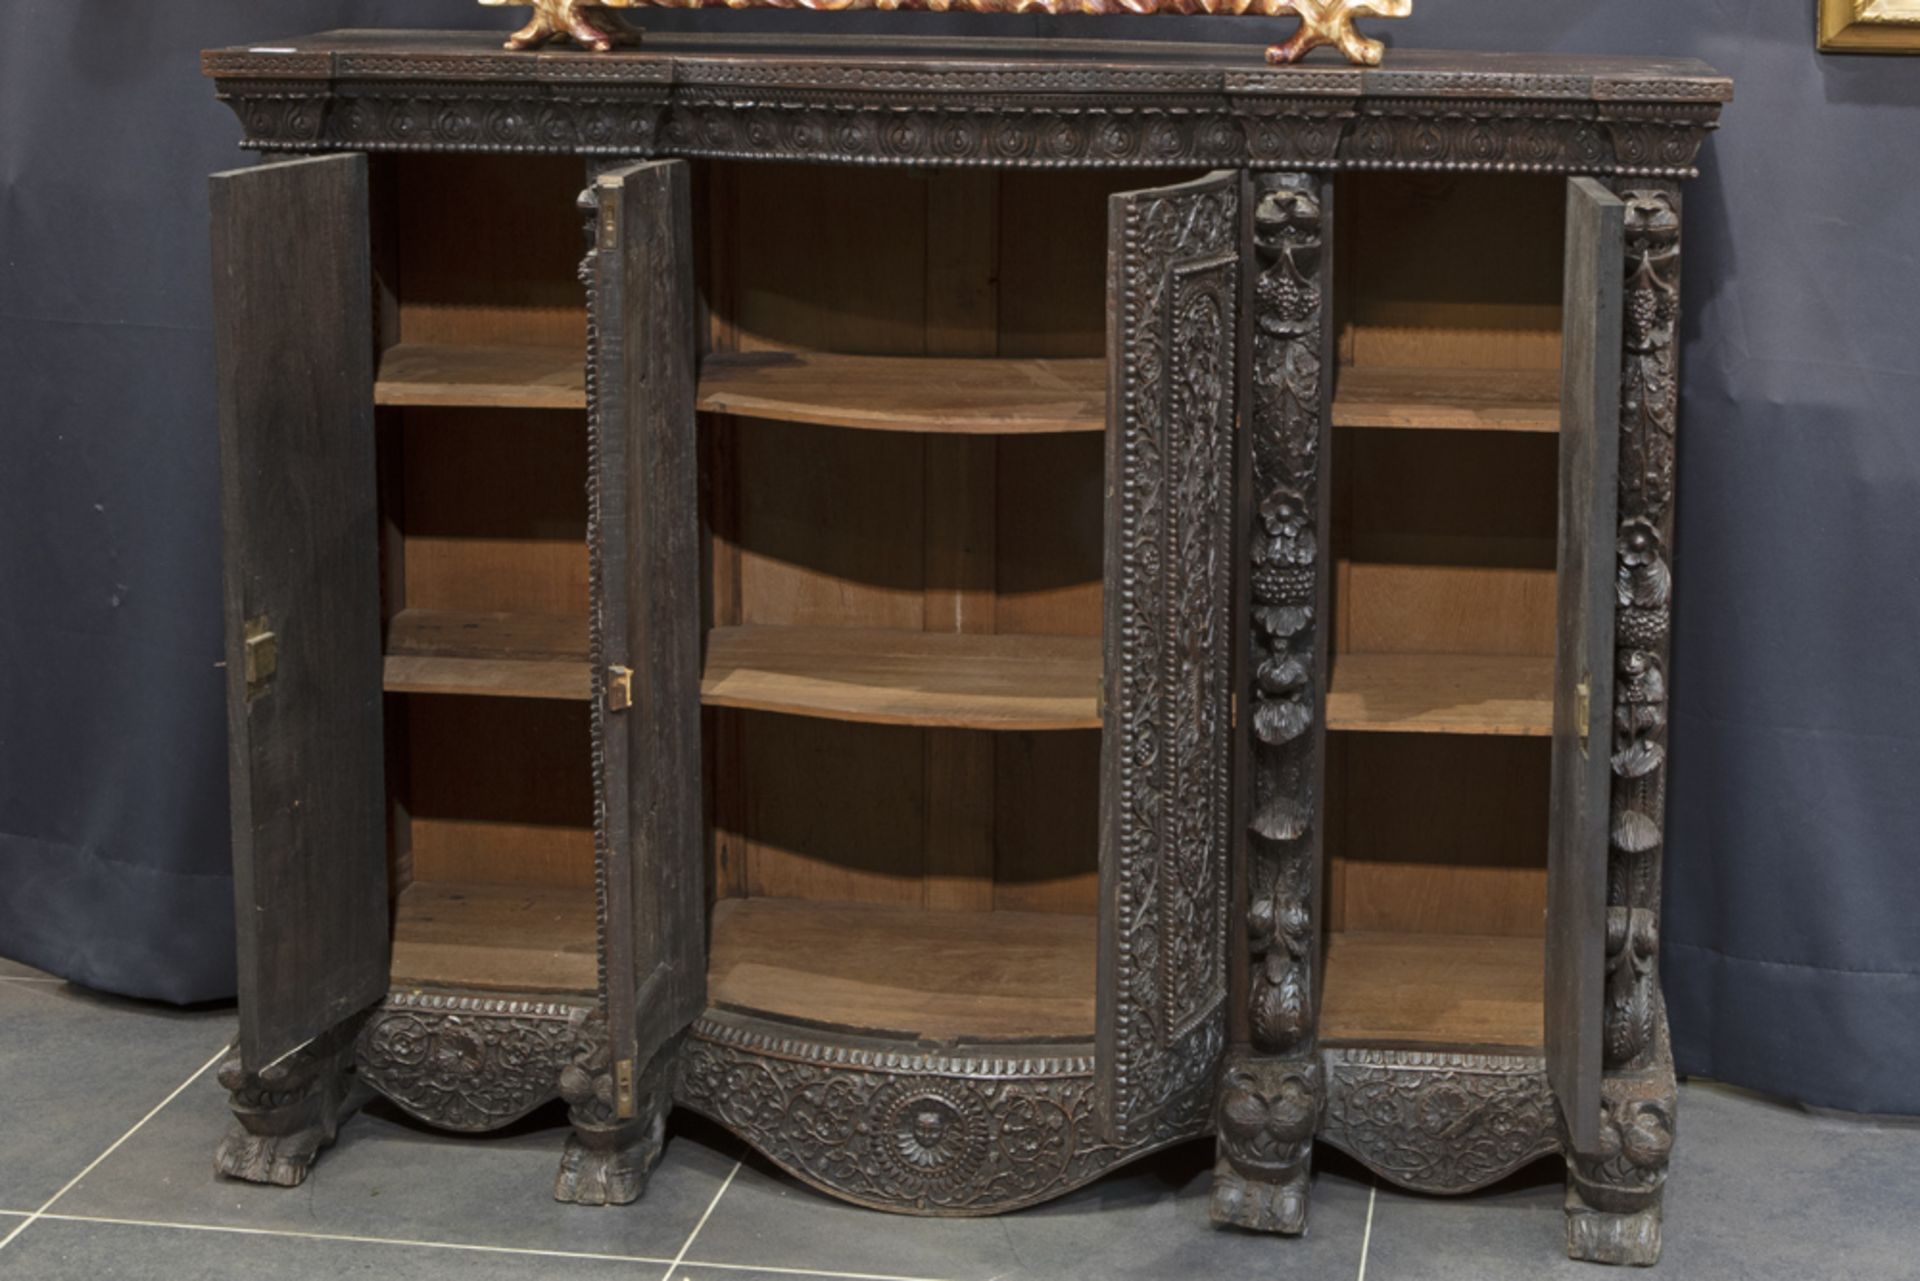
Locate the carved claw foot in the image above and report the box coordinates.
[1565,1183,1662,1266]
[504,0,640,52]
[1211,1057,1321,1234]
[213,1018,364,1188]
[1211,1157,1311,1234]
[553,1035,673,1206]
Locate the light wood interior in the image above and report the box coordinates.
[709,898,1096,1040]
[368,156,599,994]
[1320,172,1566,1053]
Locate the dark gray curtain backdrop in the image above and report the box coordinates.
[2,1,1915,1111]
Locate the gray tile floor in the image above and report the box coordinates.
[3,963,1917,1280]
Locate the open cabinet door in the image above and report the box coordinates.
[1097,172,1244,1144]
[1546,178,1626,1154]
[590,159,706,1115]
[212,154,386,1071]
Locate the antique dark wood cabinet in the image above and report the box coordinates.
[205,31,1727,1264]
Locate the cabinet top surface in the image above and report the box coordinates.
[204,30,1730,102]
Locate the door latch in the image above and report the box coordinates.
[607,665,634,712]
[243,616,277,699]
[614,1057,636,1119]
[1575,676,1592,750]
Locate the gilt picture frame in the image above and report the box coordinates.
[1820,0,1920,52]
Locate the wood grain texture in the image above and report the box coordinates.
[212,153,387,1070]
[383,608,590,699]
[1327,652,1555,736]
[594,158,711,1076]
[383,654,590,701]
[403,695,594,889]
[697,353,1106,434]
[1332,365,1560,433]
[702,625,1101,730]
[1320,931,1544,1052]
[708,898,1096,1040]
[390,881,598,994]
[1330,735,1550,938]
[1546,177,1625,1154]
[376,342,585,409]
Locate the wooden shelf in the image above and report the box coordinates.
[701,625,1101,730]
[1320,930,1543,1053]
[375,342,585,410]
[696,352,1106,435]
[1327,652,1554,737]
[1333,366,1560,433]
[391,881,598,995]
[710,898,1096,1041]
[384,609,590,701]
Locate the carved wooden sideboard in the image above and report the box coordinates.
[204,31,1727,1264]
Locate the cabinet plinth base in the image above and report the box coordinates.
[1210,1054,1321,1234]
[676,1012,1214,1216]
[555,1036,677,1206]
[215,1014,366,1188]
[1564,1184,1663,1267]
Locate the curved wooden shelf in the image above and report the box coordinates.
[709,898,1097,1041]
[383,609,590,700]
[1333,365,1561,433]
[1327,651,1555,737]
[701,624,1101,730]
[375,342,586,410]
[696,352,1106,435]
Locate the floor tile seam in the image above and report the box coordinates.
[1355,1178,1377,1281]
[27,1211,964,1281]
[660,1159,741,1281]
[0,1042,230,1253]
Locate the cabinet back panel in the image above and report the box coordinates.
[1331,417,1558,658]
[399,408,589,617]
[401,695,594,890]
[1327,734,1549,938]
[1336,173,1564,372]
[995,434,1105,638]
[388,155,587,351]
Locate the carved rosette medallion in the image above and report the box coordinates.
[1104,172,1239,1141]
[1320,1050,1559,1193]
[355,993,589,1131]
[677,1016,1216,1215]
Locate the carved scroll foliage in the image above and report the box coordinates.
[1246,174,1324,1064]
[678,1017,1218,1215]
[1604,185,1680,1074]
[1106,174,1239,1139]
[355,994,587,1131]
[1321,1050,1560,1194]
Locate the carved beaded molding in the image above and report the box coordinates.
[678,1014,1218,1215]
[207,55,1722,174]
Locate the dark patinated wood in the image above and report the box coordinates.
[1213,169,1334,1235]
[1096,170,1241,1145]
[1546,177,1625,1158]
[569,157,705,1206]
[212,154,386,1073]
[204,33,1727,178]
[202,32,1720,1255]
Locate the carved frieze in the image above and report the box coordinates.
[355,992,590,1131]
[1320,1049,1560,1194]
[677,1016,1217,1215]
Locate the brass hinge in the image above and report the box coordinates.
[1575,676,1592,750]
[614,1057,636,1119]
[243,616,277,698]
[607,665,634,712]
[600,196,619,250]
[1231,692,1239,729]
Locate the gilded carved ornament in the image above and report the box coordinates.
[479,0,1412,65]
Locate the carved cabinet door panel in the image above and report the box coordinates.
[211,154,387,1071]
[1546,178,1627,1155]
[1096,171,1245,1144]
[589,159,706,1112]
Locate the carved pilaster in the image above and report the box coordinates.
[1564,179,1682,1267]
[215,1011,368,1188]
[1213,171,1328,1237]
